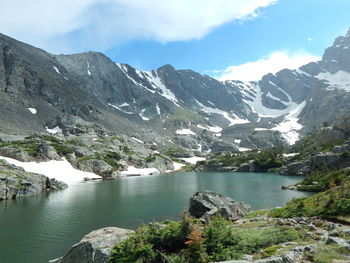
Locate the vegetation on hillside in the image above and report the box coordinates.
[199,147,285,172]
[270,177,350,218]
[109,216,298,263]
[296,168,350,192]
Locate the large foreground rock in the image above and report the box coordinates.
[189,191,251,222]
[49,227,134,263]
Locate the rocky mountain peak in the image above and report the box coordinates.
[157,64,176,72]
[322,29,350,73]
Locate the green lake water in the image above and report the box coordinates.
[0,172,311,263]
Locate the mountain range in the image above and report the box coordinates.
[1,29,350,152]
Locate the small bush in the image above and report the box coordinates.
[52,144,74,156]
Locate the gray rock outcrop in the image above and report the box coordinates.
[237,160,257,172]
[279,161,310,176]
[189,191,251,222]
[77,159,113,177]
[280,148,350,176]
[0,160,67,200]
[310,152,350,171]
[49,227,133,263]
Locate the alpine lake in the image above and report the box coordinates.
[0,171,312,263]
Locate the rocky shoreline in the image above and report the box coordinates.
[0,159,67,201]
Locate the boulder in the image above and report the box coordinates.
[279,161,310,176]
[77,159,113,177]
[49,227,133,263]
[326,236,350,246]
[38,144,61,161]
[189,191,251,222]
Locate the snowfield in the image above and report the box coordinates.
[271,101,306,145]
[0,156,101,184]
[181,156,206,165]
[120,166,160,176]
[194,99,249,126]
[27,108,37,114]
[175,129,196,135]
[316,70,350,91]
[46,126,62,134]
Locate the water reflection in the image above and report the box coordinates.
[0,172,311,263]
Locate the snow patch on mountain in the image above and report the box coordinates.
[181,156,206,164]
[255,128,270,131]
[266,92,287,105]
[142,71,181,107]
[295,69,312,77]
[116,63,181,107]
[53,66,60,74]
[196,124,222,133]
[108,103,133,114]
[175,129,195,135]
[316,70,350,91]
[131,137,144,144]
[156,103,161,115]
[86,61,91,76]
[271,100,306,145]
[46,126,62,134]
[27,108,37,114]
[245,83,301,118]
[194,99,249,126]
[121,166,159,177]
[139,109,150,121]
[0,156,101,183]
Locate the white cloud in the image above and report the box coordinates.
[218,51,320,81]
[0,0,276,53]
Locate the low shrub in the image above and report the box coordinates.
[109,216,298,263]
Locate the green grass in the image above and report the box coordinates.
[261,245,282,258]
[305,245,349,263]
[243,210,269,219]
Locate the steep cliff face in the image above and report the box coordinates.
[0,34,142,136]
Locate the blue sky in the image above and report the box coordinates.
[1,0,350,80]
